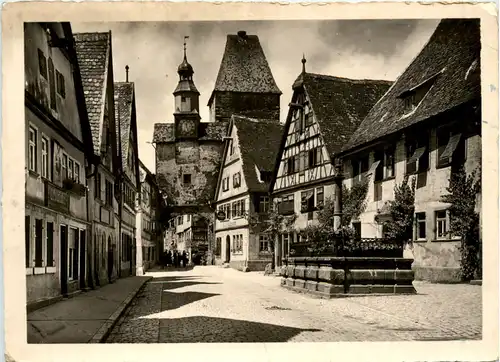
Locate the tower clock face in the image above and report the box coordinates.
[180,120,195,134]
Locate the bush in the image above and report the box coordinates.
[441,166,481,281]
[384,175,416,246]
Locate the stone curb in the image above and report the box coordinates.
[88,277,152,343]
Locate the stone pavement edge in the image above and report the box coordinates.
[27,276,151,344]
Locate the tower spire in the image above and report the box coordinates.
[301,54,306,74]
[125,65,129,82]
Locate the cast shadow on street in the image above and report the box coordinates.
[160,290,220,311]
[147,276,208,283]
[157,316,322,343]
[162,281,222,291]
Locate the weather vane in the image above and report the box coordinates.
[184,36,189,58]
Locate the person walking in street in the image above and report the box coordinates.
[182,251,187,268]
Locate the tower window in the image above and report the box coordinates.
[181,96,187,103]
[183,174,192,185]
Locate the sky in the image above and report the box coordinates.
[72,19,440,172]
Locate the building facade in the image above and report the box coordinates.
[25,22,95,308]
[153,31,281,263]
[338,19,481,283]
[214,116,283,271]
[74,31,121,287]
[115,79,141,277]
[269,59,392,268]
[136,160,161,272]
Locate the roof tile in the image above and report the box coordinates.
[211,33,281,96]
[344,19,481,151]
[74,32,110,155]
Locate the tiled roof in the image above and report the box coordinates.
[114,82,134,166]
[152,123,175,143]
[297,73,392,156]
[344,19,481,152]
[152,122,229,143]
[199,122,229,141]
[74,32,110,155]
[233,115,283,192]
[209,31,281,103]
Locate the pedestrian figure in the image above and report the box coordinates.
[166,250,171,267]
[174,251,178,268]
[182,251,187,268]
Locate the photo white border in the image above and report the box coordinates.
[2,2,498,361]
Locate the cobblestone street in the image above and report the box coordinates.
[106,266,482,343]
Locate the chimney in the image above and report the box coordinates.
[125,65,129,83]
[237,30,247,38]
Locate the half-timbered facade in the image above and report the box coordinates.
[115,79,141,277]
[337,19,481,283]
[213,115,283,271]
[25,22,95,309]
[270,59,392,267]
[74,31,120,288]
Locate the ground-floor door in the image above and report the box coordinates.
[79,230,86,289]
[107,236,113,282]
[225,235,231,263]
[60,225,68,295]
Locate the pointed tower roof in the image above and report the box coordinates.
[174,36,199,95]
[208,31,281,104]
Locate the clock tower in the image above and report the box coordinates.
[173,36,201,140]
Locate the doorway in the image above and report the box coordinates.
[107,236,113,282]
[225,235,231,263]
[79,230,86,289]
[60,225,68,295]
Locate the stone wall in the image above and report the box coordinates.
[281,257,416,297]
[156,141,223,206]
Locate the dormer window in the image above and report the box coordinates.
[404,92,417,113]
[400,74,438,115]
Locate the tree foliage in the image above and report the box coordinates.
[303,176,370,251]
[384,175,416,244]
[341,176,371,226]
[248,204,297,270]
[441,166,481,281]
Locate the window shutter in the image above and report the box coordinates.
[25,216,31,267]
[48,58,56,111]
[35,219,43,267]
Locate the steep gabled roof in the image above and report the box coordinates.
[114,82,134,166]
[74,32,111,156]
[343,19,481,152]
[153,123,175,143]
[269,72,391,193]
[60,23,95,164]
[298,72,392,156]
[152,122,229,143]
[233,115,283,193]
[208,31,281,105]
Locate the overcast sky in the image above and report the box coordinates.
[72,19,440,172]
